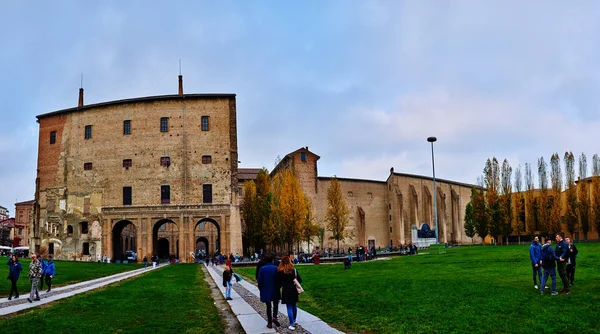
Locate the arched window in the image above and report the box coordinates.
[67,225,74,235]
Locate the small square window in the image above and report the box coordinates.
[201,116,209,131]
[123,159,132,168]
[202,155,212,164]
[50,131,56,144]
[84,162,93,171]
[160,117,169,132]
[124,120,131,135]
[160,157,171,167]
[85,125,92,139]
[348,191,353,197]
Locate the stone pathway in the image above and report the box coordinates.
[0,263,168,316]
[206,264,343,334]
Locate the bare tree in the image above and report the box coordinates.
[500,159,513,245]
[525,163,536,234]
[538,157,550,235]
[514,165,525,244]
[549,153,562,234]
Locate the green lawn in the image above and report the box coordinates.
[236,243,600,333]
[1,257,139,298]
[0,264,224,333]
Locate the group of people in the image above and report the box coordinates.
[529,234,578,295]
[6,253,55,302]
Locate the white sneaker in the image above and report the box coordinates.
[534,285,538,289]
[288,326,295,330]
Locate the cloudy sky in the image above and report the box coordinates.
[1,1,600,213]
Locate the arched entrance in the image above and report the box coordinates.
[196,237,209,258]
[195,219,220,255]
[153,219,179,261]
[112,220,137,263]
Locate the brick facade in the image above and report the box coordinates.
[33,89,242,262]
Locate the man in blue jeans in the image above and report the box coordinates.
[529,236,542,289]
[540,238,558,295]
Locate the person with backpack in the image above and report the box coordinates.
[44,255,56,292]
[7,254,23,300]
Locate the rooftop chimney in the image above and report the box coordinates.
[78,88,84,107]
[178,75,183,96]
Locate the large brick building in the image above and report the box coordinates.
[271,147,483,251]
[32,77,242,262]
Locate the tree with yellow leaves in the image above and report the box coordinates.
[549,153,562,234]
[300,195,320,252]
[276,169,307,252]
[325,177,350,253]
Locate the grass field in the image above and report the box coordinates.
[236,243,600,333]
[0,264,224,333]
[1,257,139,298]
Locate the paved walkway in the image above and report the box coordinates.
[206,264,343,334]
[0,263,168,316]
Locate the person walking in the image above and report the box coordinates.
[97,253,101,264]
[257,254,281,328]
[223,266,234,300]
[143,256,148,268]
[27,253,43,303]
[152,255,157,268]
[565,237,578,286]
[277,256,302,330]
[554,234,570,294]
[7,254,23,300]
[529,236,542,289]
[44,255,56,292]
[38,254,46,291]
[540,239,558,295]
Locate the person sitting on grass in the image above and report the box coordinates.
[540,238,559,296]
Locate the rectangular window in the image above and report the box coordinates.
[160,117,169,132]
[50,131,56,144]
[161,185,171,204]
[203,184,213,203]
[390,227,393,233]
[18,228,22,235]
[202,155,212,164]
[201,116,209,131]
[49,243,54,254]
[82,242,90,255]
[85,125,92,139]
[81,222,89,234]
[123,159,132,168]
[123,120,131,135]
[301,152,307,162]
[84,162,93,170]
[123,186,132,205]
[160,156,171,167]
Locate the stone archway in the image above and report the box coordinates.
[112,220,137,263]
[153,219,179,260]
[195,218,220,255]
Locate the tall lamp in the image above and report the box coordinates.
[427,136,439,244]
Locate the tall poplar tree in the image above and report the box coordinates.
[514,165,525,244]
[464,200,476,243]
[300,195,320,252]
[538,157,550,235]
[578,153,590,240]
[549,153,563,234]
[500,159,513,245]
[564,152,577,237]
[525,163,537,233]
[472,186,488,244]
[484,158,501,244]
[325,177,351,253]
[592,154,600,237]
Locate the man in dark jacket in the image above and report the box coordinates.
[554,234,570,294]
[565,237,578,286]
[540,239,558,295]
[257,254,281,328]
[529,237,542,289]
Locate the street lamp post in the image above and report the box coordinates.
[427,136,439,244]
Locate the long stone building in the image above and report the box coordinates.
[32,77,242,262]
[270,147,484,251]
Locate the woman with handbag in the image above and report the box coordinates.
[276,256,303,330]
[7,254,23,300]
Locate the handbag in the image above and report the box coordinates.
[234,273,242,282]
[293,269,304,294]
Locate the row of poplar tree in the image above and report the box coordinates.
[241,169,351,255]
[464,152,600,244]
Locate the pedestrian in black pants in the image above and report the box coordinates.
[554,234,570,294]
[7,255,23,300]
[566,237,578,286]
[257,254,281,328]
[38,255,46,291]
